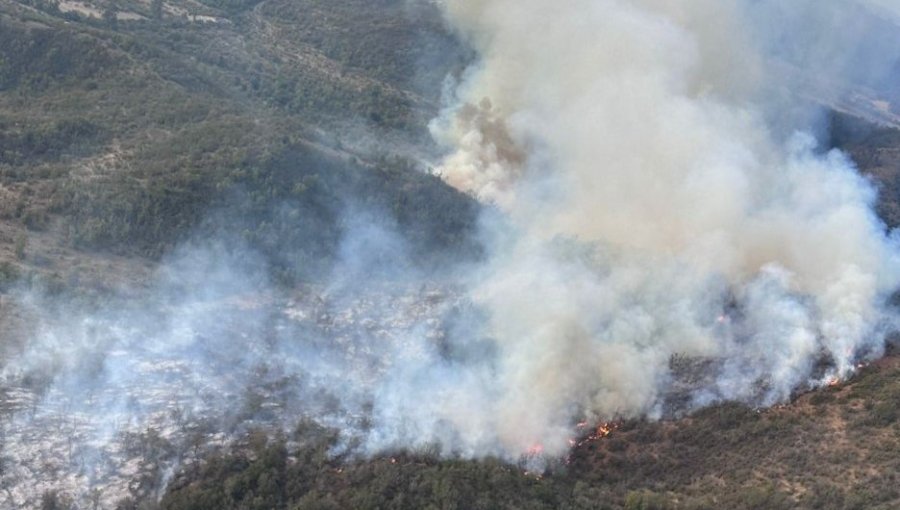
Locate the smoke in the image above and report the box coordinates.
[0,229,458,507]
[4,1,900,506]
[429,0,900,456]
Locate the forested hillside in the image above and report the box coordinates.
[0,0,478,288]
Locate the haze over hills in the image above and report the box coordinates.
[0,0,479,280]
[2,1,900,509]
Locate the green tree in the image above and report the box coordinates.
[151,0,163,20]
[40,490,74,510]
[14,232,26,259]
[103,4,118,30]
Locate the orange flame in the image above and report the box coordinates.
[526,444,544,456]
[570,421,617,448]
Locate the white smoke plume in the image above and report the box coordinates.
[428,0,900,456]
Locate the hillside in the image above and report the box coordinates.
[4,1,900,510]
[0,0,478,288]
[144,351,900,510]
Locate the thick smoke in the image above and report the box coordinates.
[429,0,900,456]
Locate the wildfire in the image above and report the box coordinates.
[823,361,868,388]
[523,421,618,463]
[571,421,617,449]
[526,444,544,456]
[564,421,619,465]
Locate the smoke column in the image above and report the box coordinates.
[424,0,900,457]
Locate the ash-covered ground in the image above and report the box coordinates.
[0,284,458,509]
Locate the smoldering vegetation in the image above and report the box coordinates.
[0,228,475,508]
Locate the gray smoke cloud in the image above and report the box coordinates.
[0,231,460,507]
[4,1,900,507]
[429,0,900,456]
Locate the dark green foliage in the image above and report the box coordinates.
[623,490,673,510]
[163,435,287,510]
[260,67,418,131]
[162,426,563,510]
[195,0,263,15]
[103,5,118,30]
[0,118,106,166]
[40,490,74,510]
[151,0,163,20]
[0,260,20,290]
[829,112,900,228]
[865,401,898,426]
[0,20,117,91]
[260,0,472,95]
[206,147,482,279]
[57,167,211,256]
[0,0,479,281]
[719,484,795,510]
[56,142,481,278]
[809,391,836,406]
[690,401,758,430]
